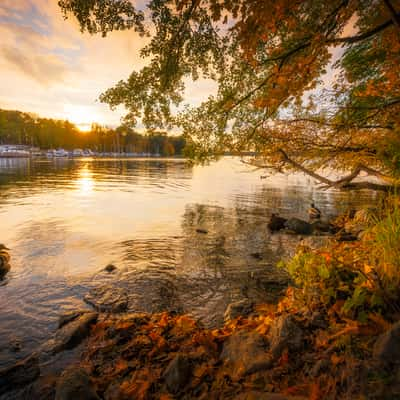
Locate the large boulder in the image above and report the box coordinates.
[220,330,272,379]
[55,368,99,400]
[44,312,98,354]
[269,315,304,359]
[0,353,40,395]
[373,321,400,364]
[284,218,313,235]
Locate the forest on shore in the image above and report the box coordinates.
[0,109,185,156]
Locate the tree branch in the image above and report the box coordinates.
[277,149,395,191]
[383,0,400,31]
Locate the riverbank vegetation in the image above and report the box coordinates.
[62,199,400,400]
[0,109,185,156]
[2,1,398,398]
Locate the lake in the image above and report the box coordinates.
[0,157,378,368]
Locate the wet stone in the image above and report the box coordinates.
[55,367,99,400]
[220,330,272,379]
[104,264,117,273]
[84,285,129,313]
[284,218,313,235]
[0,353,40,396]
[58,310,91,329]
[44,312,98,354]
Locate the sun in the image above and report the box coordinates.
[77,123,92,132]
[63,104,100,131]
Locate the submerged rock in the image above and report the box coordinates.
[163,354,192,394]
[0,353,40,395]
[84,285,128,313]
[220,330,272,379]
[44,312,98,354]
[268,214,287,232]
[55,368,99,400]
[104,264,117,273]
[0,246,11,279]
[224,299,254,323]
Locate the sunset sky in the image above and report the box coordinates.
[0,0,216,131]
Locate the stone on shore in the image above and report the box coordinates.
[58,310,91,329]
[234,392,308,400]
[163,354,192,394]
[55,368,99,400]
[45,312,98,354]
[224,299,254,323]
[0,353,40,395]
[269,314,304,359]
[373,321,400,364]
[220,330,272,379]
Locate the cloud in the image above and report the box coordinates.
[1,45,67,85]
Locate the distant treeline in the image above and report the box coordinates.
[0,109,185,156]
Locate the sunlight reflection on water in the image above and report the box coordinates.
[0,157,379,368]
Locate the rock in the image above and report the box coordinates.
[196,228,208,234]
[250,252,263,260]
[0,353,40,395]
[220,330,272,379]
[336,231,358,242]
[268,214,287,232]
[308,311,328,330]
[84,286,128,313]
[58,310,91,329]
[269,315,304,359]
[55,368,99,400]
[46,312,98,354]
[224,300,254,323]
[299,236,333,250]
[104,264,117,273]
[311,220,338,234]
[234,392,307,400]
[0,248,11,279]
[284,218,313,235]
[310,358,330,377]
[163,354,192,394]
[343,208,373,237]
[373,321,400,364]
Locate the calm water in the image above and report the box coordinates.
[0,157,378,368]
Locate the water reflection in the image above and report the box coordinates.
[0,157,379,368]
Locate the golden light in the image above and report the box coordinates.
[75,165,94,195]
[63,104,100,132]
[77,123,92,133]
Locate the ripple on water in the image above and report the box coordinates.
[0,157,380,368]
